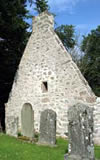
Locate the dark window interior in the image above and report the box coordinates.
[42,81,48,92]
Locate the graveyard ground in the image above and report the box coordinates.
[0,133,100,160]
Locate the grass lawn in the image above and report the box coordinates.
[0,133,100,160]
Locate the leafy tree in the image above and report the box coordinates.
[34,0,49,13]
[80,26,100,96]
[0,0,30,103]
[55,25,80,64]
[55,25,76,50]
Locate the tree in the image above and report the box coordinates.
[0,0,31,103]
[80,26,100,96]
[34,0,49,13]
[55,25,81,64]
[55,25,76,50]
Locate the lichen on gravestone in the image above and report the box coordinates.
[39,109,56,146]
[64,103,95,160]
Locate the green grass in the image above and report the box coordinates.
[95,145,100,159]
[0,133,100,160]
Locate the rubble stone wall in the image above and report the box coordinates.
[93,97,100,145]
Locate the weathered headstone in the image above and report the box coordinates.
[6,116,18,137]
[11,117,19,137]
[39,109,56,145]
[0,121,2,132]
[64,103,95,160]
[0,105,4,132]
[21,103,34,139]
[0,110,2,132]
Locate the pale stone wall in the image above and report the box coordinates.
[5,12,96,139]
[93,97,100,145]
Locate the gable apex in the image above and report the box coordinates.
[32,11,54,32]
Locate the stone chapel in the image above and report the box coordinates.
[6,11,99,143]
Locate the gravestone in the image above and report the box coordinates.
[64,103,95,160]
[12,117,18,137]
[0,109,2,132]
[6,116,18,137]
[21,103,34,139]
[39,109,56,145]
[0,121,2,132]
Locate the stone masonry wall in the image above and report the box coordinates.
[5,12,97,139]
[93,97,100,145]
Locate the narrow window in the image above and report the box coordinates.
[41,81,48,93]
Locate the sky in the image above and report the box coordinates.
[26,0,100,39]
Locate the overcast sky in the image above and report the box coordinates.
[26,0,100,38]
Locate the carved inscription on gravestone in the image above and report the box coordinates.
[39,109,56,145]
[65,103,95,160]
